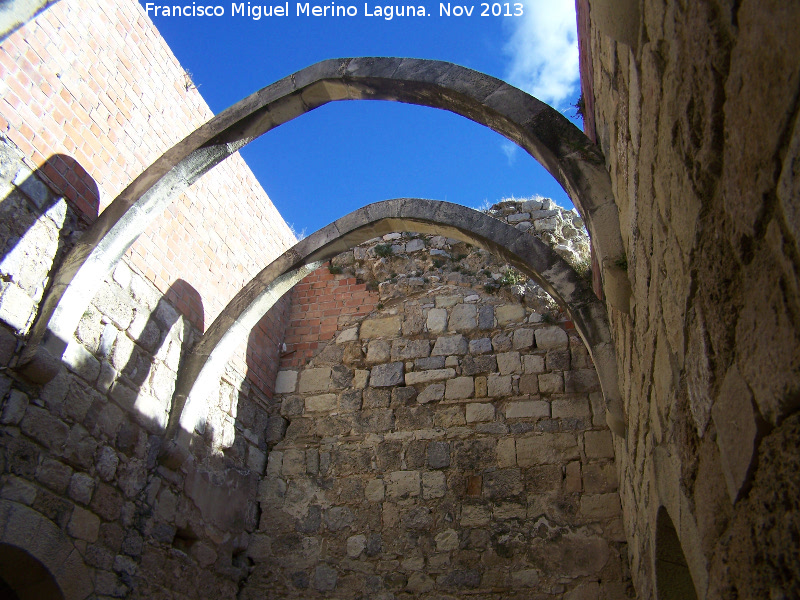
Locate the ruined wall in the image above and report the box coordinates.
[244,203,632,598]
[0,1,299,595]
[1,128,289,598]
[581,1,800,598]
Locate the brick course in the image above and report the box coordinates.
[280,267,380,369]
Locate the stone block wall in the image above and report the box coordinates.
[0,1,298,594]
[579,1,800,598]
[249,219,631,598]
[1,242,280,598]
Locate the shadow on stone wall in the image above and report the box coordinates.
[0,146,273,596]
[0,147,99,339]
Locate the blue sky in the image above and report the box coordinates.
[139,0,582,235]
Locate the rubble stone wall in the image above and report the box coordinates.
[581,1,800,598]
[247,207,632,598]
[1,135,289,598]
[0,1,297,592]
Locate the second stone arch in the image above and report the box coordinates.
[162,198,625,466]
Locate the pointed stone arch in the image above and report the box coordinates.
[161,199,624,467]
[0,500,93,600]
[20,57,629,383]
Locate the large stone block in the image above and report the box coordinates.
[401,506,433,530]
[496,304,526,325]
[453,438,496,470]
[415,356,446,370]
[67,506,101,542]
[584,431,614,459]
[435,295,462,308]
[427,441,451,469]
[324,506,354,531]
[370,362,404,387]
[298,367,332,394]
[546,349,571,372]
[580,493,621,520]
[517,433,579,466]
[265,416,289,443]
[395,405,433,429]
[305,394,337,413]
[465,402,494,422]
[63,341,101,384]
[478,305,495,329]
[523,354,546,373]
[538,373,564,393]
[512,328,535,350]
[534,326,569,349]
[518,373,539,395]
[366,339,391,363]
[431,334,468,356]
[20,405,69,450]
[511,569,540,588]
[417,383,445,404]
[496,351,522,374]
[505,400,549,419]
[360,315,402,339]
[391,339,430,360]
[313,564,338,591]
[435,528,459,551]
[405,368,456,385]
[422,471,447,498]
[426,308,448,333]
[496,437,516,467]
[365,479,385,502]
[449,304,477,332]
[1,389,28,425]
[483,468,523,498]
[445,376,474,400]
[275,370,298,394]
[460,505,491,527]
[564,369,600,393]
[487,374,512,397]
[583,462,618,494]
[0,282,34,332]
[492,332,513,352]
[347,534,366,558]
[552,398,591,419]
[387,471,420,498]
[434,405,465,428]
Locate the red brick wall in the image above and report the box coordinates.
[0,0,296,396]
[280,267,380,369]
[247,296,293,399]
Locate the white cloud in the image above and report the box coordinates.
[503,0,580,110]
[500,140,518,165]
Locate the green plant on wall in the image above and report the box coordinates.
[374,244,393,258]
[499,268,525,287]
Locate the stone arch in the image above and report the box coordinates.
[21,57,629,382]
[0,500,93,600]
[0,544,64,600]
[162,198,624,466]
